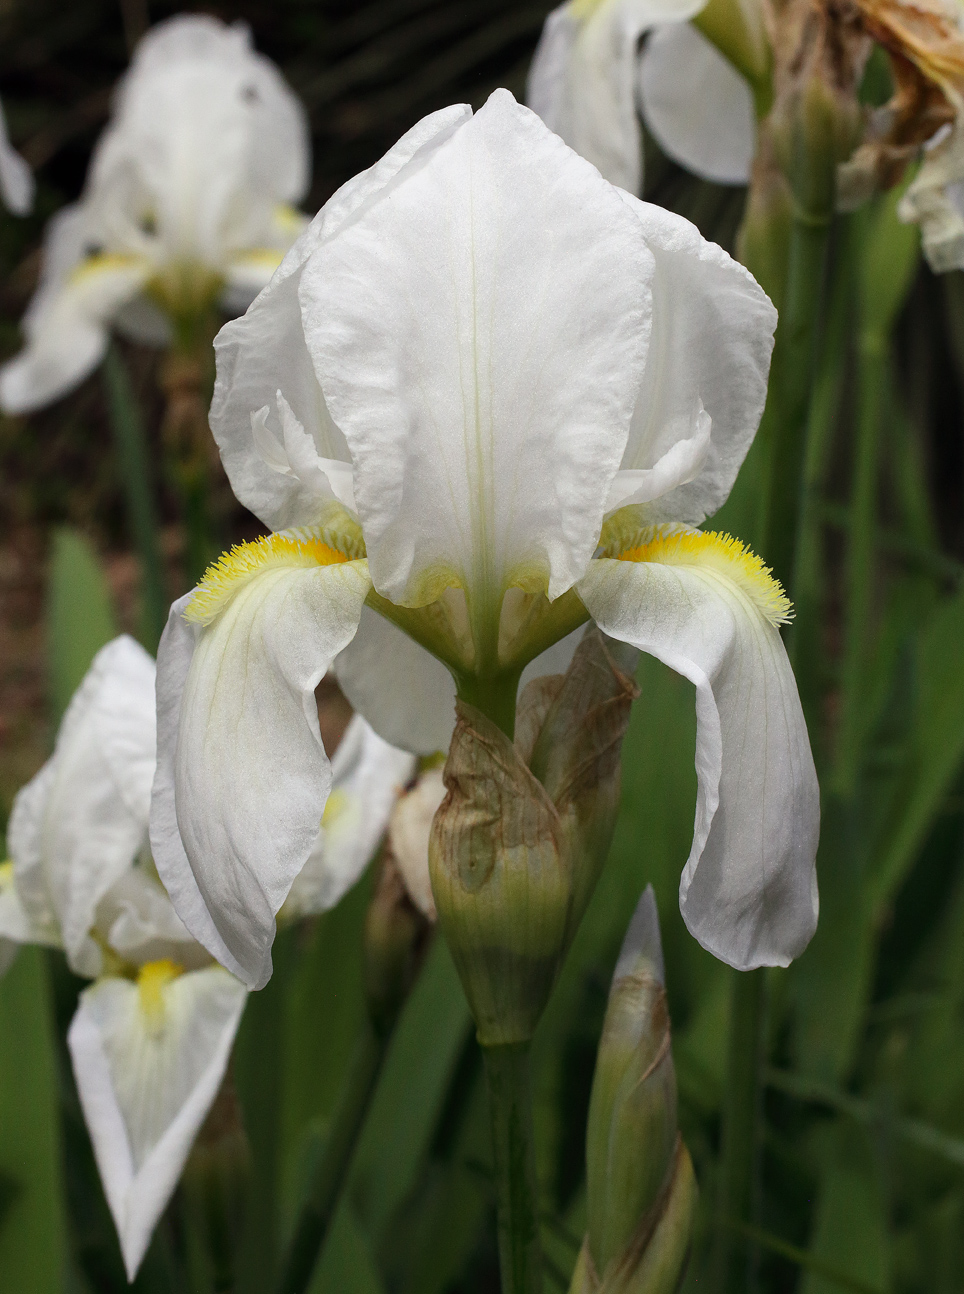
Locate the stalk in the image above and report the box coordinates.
[834,328,885,794]
[759,210,834,589]
[103,346,167,652]
[482,1042,544,1294]
[718,176,835,1294]
[275,1023,391,1294]
[159,305,220,585]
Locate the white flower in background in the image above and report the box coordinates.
[387,767,447,921]
[281,714,415,919]
[526,0,757,191]
[0,14,310,415]
[0,95,33,215]
[1,635,403,1278]
[150,91,819,997]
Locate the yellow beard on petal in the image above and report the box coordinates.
[614,526,793,628]
[569,0,609,19]
[137,958,183,1034]
[184,529,354,627]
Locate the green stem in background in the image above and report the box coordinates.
[717,188,834,1294]
[759,210,834,591]
[788,230,854,727]
[834,329,886,795]
[275,1022,391,1294]
[102,346,167,652]
[709,968,767,1294]
[159,307,220,586]
[482,1043,543,1294]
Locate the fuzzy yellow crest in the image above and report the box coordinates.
[569,0,608,19]
[68,251,146,286]
[615,527,793,627]
[137,958,183,1030]
[184,530,353,627]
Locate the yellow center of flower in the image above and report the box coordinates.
[68,251,146,287]
[569,0,609,20]
[322,787,350,827]
[0,860,13,886]
[137,958,183,1030]
[615,527,792,627]
[185,530,352,626]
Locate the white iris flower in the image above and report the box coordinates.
[0,14,310,415]
[526,0,758,192]
[0,636,405,1277]
[0,94,33,215]
[149,92,819,998]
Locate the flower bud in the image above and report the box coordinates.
[388,764,446,921]
[430,630,638,1046]
[574,888,697,1293]
[766,0,869,218]
[363,846,433,1037]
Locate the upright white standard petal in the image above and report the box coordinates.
[638,23,756,184]
[91,15,309,272]
[579,536,819,970]
[150,543,373,989]
[527,0,704,193]
[68,963,246,1280]
[306,89,653,608]
[607,198,776,523]
[209,103,474,533]
[283,713,415,918]
[0,96,33,215]
[8,636,157,975]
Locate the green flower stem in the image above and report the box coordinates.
[835,328,886,794]
[717,185,834,1294]
[759,208,834,592]
[275,1022,391,1294]
[456,669,521,740]
[482,1042,544,1294]
[102,346,167,652]
[710,967,767,1294]
[788,237,854,734]
[159,310,220,586]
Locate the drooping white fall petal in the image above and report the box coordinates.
[527,0,704,193]
[306,89,652,607]
[579,544,819,970]
[0,95,33,216]
[7,636,157,975]
[0,206,153,414]
[638,22,755,185]
[68,964,247,1280]
[151,553,373,990]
